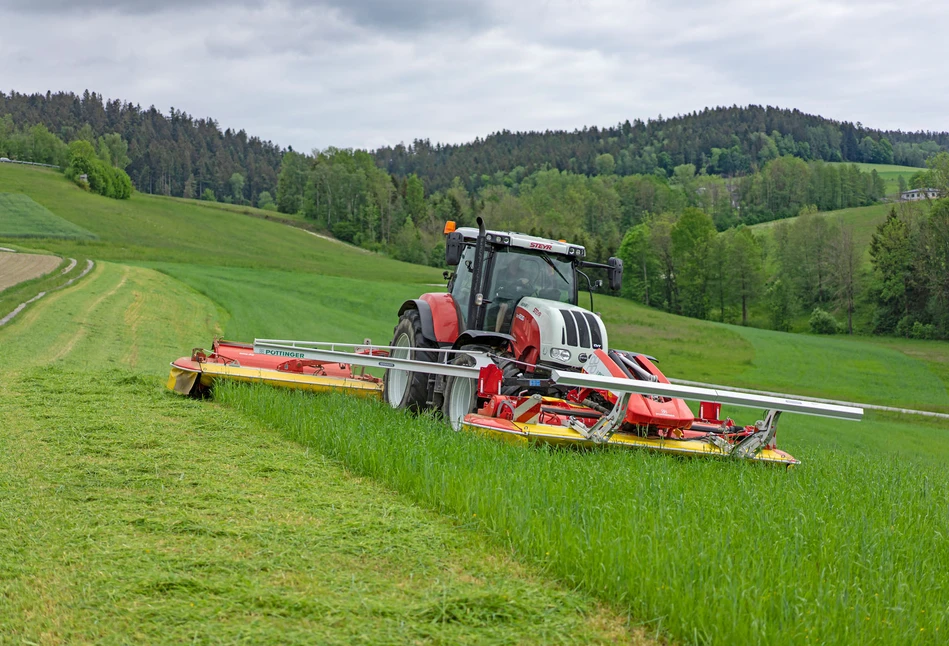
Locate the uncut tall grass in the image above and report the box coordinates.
[218,384,949,645]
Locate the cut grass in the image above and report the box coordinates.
[0,261,222,374]
[219,383,949,646]
[0,368,643,644]
[0,192,97,239]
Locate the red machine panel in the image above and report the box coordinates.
[420,292,460,343]
[510,305,541,367]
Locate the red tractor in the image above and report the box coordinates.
[383,217,631,421]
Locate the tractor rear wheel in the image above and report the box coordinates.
[383,309,437,411]
[442,353,478,431]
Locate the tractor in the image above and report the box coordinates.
[383,217,624,424]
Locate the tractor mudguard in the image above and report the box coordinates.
[451,330,514,352]
[398,294,460,345]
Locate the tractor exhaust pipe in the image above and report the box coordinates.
[468,217,488,330]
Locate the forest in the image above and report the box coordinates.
[3,90,949,338]
[0,90,282,204]
[374,105,949,192]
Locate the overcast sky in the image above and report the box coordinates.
[1,0,946,152]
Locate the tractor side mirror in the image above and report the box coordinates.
[445,231,464,266]
[607,256,623,291]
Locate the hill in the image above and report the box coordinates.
[1,90,283,205]
[6,93,949,202]
[2,161,947,411]
[3,164,949,644]
[375,105,949,191]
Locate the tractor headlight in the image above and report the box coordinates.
[550,348,572,363]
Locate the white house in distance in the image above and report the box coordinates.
[901,188,940,201]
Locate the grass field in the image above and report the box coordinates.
[0,192,97,239]
[827,161,921,195]
[3,162,949,644]
[750,202,893,261]
[0,164,438,282]
[220,385,949,645]
[0,368,639,644]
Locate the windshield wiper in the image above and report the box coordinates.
[541,253,569,285]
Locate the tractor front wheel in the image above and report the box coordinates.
[383,309,437,411]
[442,353,478,431]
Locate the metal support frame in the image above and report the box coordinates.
[252,339,491,380]
[548,370,863,421]
[569,391,633,444]
[252,338,862,459]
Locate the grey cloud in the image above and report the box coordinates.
[1,0,947,153]
[1,0,493,30]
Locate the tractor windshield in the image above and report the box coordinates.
[489,248,575,303]
[484,248,576,332]
[450,244,577,332]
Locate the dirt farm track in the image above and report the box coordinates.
[0,251,60,292]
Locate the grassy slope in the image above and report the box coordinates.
[0,192,97,239]
[4,163,949,643]
[0,167,643,643]
[0,368,637,644]
[750,202,892,262]
[222,384,949,645]
[0,164,439,282]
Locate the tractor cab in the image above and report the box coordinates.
[444,219,621,336]
[448,233,578,333]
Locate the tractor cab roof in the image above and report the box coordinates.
[453,226,586,259]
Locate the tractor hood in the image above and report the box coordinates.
[515,297,609,370]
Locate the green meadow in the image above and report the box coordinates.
[827,161,921,195]
[0,191,97,239]
[2,161,949,644]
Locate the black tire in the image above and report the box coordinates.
[383,309,438,411]
[442,353,478,431]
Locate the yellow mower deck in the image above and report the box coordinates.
[462,416,800,465]
[167,362,383,398]
[168,361,797,465]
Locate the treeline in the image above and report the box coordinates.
[0,117,68,166]
[375,105,949,192]
[618,206,864,333]
[1,115,133,199]
[0,91,282,206]
[275,146,885,269]
[619,153,949,339]
[868,154,949,338]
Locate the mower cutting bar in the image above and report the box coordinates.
[252,340,488,380]
[549,370,863,421]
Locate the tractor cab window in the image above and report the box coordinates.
[485,248,575,332]
[449,245,479,328]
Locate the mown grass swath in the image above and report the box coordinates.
[0,368,638,644]
[218,383,949,645]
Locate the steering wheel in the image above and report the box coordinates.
[522,260,541,286]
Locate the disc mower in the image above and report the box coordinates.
[169,218,862,465]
